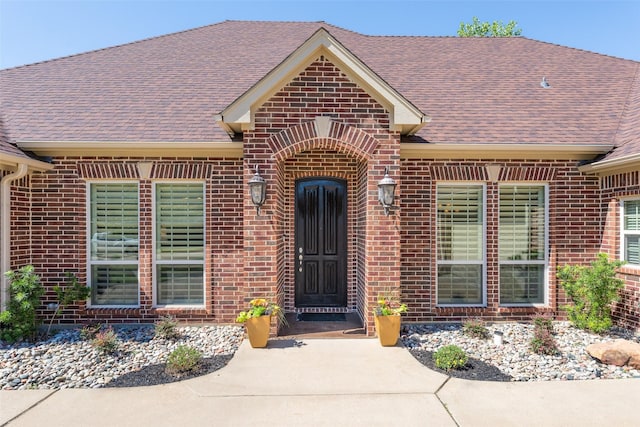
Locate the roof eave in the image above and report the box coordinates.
[0,152,53,172]
[578,152,640,174]
[400,143,613,160]
[17,141,243,158]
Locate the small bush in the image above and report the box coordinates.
[80,323,103,341]
[533,315,555,335]
[47,273,90,336]
[433,345,468,371]
[530,328,559,355]
[462,318,490,339]
[557,253,625,333]
[0,265,44,343]
[91,327,119,354]
[166,345,202,374]
[155,315,180,340]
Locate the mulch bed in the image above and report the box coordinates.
[408,349,513,382]
[105,355,233,388]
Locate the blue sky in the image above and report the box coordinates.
[1,0,639,69]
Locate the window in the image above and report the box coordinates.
[622,199,640,266]
[499,185,547,304]
[88,183,139,306]
[436,185,485,305]
[155,183,205,305]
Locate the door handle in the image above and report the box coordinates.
[298,247,303,272]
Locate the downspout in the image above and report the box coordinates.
[1,163,28,310]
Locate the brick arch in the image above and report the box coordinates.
[269,120,378,163]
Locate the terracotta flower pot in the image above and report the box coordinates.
[245,315,271,348]
[374,314,401,346]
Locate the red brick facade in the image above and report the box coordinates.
[3,56,640,333]
[601,171,640,329]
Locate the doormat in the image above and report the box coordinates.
[296,313,347,322]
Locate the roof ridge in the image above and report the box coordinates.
[612,62,640,146]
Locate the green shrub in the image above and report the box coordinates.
[530,328,559,355]
[462,318,490,339]
[0,265,44,343]
[166,345,202,374]
[433,345,468,371]
[79,323,103,341]
[91,327,119,354]
[557,253,625,333]
[155,315,180,340]
[46,273,90,336]
[533,314,555,335]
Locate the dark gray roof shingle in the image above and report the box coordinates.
[1,20,638,159]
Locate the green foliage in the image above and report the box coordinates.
[458,16,522,37]
[433,345,468,371]
[166,345,202,374]
[462,318,490,339]
[373,293,408,316]
[155,315,180,340]
[557,253,625,333]
[236,298,286,325]
[79,323,103,341]
[46,273,90,336]
[530,327,559,355]
[533,314,555,335]
[91,326,119,354]
[0,265,44,343]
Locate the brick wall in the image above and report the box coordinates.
[22,156,244,325]
[601,170,640,329]
[9,176,31,269]
[242,55,401,334]
[400,159,602,323]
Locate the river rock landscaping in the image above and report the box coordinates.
[402,322,640,381]
[2,321,640,390]
[1,325,244,390]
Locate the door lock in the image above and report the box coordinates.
[298,248,303,272]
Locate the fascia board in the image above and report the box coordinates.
[400,143,613,160]
[18,141,243,158]
[578,153,640,174]
[0,152,53,172]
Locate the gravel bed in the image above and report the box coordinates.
[0,325,244,390]
[3,321,639,389]
[402,322,640,381]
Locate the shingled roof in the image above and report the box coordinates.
[1,20,638,163]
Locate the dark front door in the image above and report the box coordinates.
[295,178,347,307]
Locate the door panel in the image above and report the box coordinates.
[295,178,347,307]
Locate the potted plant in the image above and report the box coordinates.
[235,298,284,348]
[373,293,407,346]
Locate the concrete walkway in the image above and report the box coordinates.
[1,338,639,426]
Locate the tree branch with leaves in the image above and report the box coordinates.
[458,17,522,37]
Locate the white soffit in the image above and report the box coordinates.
[216,28,428,136]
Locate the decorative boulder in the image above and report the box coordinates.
[586,339,640,369]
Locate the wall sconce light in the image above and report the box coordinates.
[248,165,266,215]
[377,166,397,216]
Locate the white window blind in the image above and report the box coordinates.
[623,200,640,265]
[155,183,204,305]
[499,185,547,304]
[88,183,139,306]
[436,185,484,305]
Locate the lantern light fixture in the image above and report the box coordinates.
[248,165,266,215]
[377,166,397,216]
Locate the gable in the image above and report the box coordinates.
[216,28,428,137]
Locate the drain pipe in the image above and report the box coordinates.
[1,163,28,310]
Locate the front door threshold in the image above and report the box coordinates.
[277,312,366,338]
